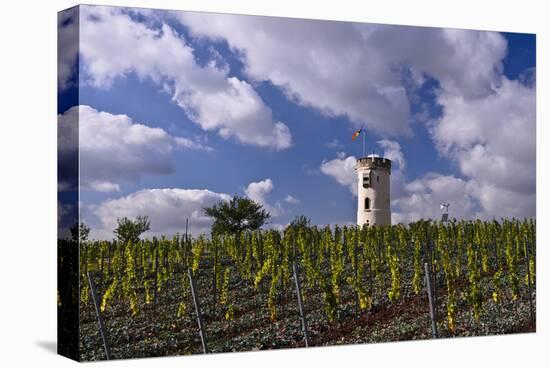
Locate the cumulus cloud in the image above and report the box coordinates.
[244,178,282,217]
[65,8,534,225]
[320,140,407,199]
[58,7,79,90]
[245,179,274,205]
[77,6,291,150]
[180,14,410,136]
[391,173,478,224]
[268,223,288,232]
[180,13,535,221]
[82,181,121,193]
[284,195,300,204]
[320,155,358,195]
[468,184,535,220]
[319,134,535,223]
[180,13,506,136]
[58,105,211,191]
[90,188,231,239]
[431,78,536,218]
[378,139,406,170]
[319,142,479,223]
[87,179,291,239]
[326,139,344,149]
[57,200,70,225]
[58,199,77,239]
[376,140,408,201]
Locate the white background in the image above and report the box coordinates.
[0,0,547,365]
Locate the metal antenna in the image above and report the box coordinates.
[440,203,450,223]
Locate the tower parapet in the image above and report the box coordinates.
[356,156,392,172]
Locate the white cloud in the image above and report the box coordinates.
[58,200,76,239]
[377,140,408,202]
[58,181,73,192]
[78,6,291,150]
[326,139,344,149]
[268,223,287,231]
[58,7,79,90]
[87,179,289,239]
[180,13,506,136]
[283,195,300,204]
[58,105,211,191]
[320,155,358,195]
[318,139,533,224]
[469,183,535,220]
[320,141,407,200]
[180,14,410,136]
[57,200,70,225]
[68,9,534,224]
[391,173,478,224]
[180,14,535,221]
[90,188,231,239]
[431,78,536,218]
[82,181,121,193]
[244,178,281,217]
[377,139,406,170]
[180,11,535,220]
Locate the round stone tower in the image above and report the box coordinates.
[356,155,392,227]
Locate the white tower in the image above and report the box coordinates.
[356,155,392,227]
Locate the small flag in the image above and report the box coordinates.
[351,128,363,141]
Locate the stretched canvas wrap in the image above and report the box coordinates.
[57,4,537,362]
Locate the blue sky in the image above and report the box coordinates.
[58,5,536,239]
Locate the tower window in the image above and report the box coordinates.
[363,175,370,188]
[377,175,379,182]
[365,197,370,210]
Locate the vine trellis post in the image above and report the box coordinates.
[424,263,438,338]
[87,271,112,360]
[292,263,310,347]
[188,268,208,354]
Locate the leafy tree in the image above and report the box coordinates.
[204,195,270,236]
[70,222,90,243]
[114,216,151,244]
[289,215,311,231]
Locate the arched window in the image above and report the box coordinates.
[365,197,370,210]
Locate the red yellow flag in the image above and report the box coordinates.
[351,128,363,141]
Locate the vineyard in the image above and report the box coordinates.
[74,218,536,360]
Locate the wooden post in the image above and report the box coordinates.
[430,241,437,312]
[87,272,112,360]
[424,263,438,338]
[212,242,218,313]
[153,242,159,309]
[107,244,112,276]
[292,263,310,347]
[100,247,106,292]
[524,236,535,326]
[188,268,208,354]
[493,233,499,271]
[83,244,88,276]
[185,218,190,266]
[99,247,104,273]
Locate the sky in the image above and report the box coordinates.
[57,5,536,240]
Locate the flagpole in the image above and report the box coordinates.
[362,127,366,157]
